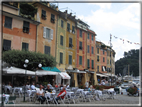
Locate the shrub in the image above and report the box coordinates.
[127,87,137,95]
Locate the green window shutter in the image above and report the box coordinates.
[92,47,94,54]
[69,55,72,65]
[22,42,28,51]
[4,16,12,29]
[92,35,93,41]
[3,39,11,51]
[44,46,50,54]
[87,59,90,67]
[80,30,82,37]
[87,45,89,53]
[97,56,99,62]
[60,36,63,45]
[92,60,94,68]
[61,20,64,28]
[60,52,63,64]
[88,33,89,39]
[79,56,82,65]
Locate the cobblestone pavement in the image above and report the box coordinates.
[7,94,140,106]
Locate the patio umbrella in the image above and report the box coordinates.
[3,67,35,75]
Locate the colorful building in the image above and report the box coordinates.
[86,29,97,85]
[76,19,89,86]
[32,2,59,84]
[2,2,40,52]
[2,2,40,84]
[65,11,77,87]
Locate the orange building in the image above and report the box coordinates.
[33,2,58,57]
[2,2,40,52]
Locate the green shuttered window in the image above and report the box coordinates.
[22,42,29,51]
[60,52,63,64]
[79,56,82,65]
[69,55,72,65]
[44,45,50,54]
[60,35,63,46]
[4,16,12,29]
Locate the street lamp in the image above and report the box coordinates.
[23,59,42,102]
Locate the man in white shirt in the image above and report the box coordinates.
[31,82,36,90]
[36,85,46,104]
[85,81,89,89]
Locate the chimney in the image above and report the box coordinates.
[70,13,72,16]
[64,10,68,13]
[73,15,76,19]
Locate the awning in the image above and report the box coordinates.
[79,71,86,73]
[3,67,35,75]
[96,73,108,77]
[105,73,116,77]
[42,67,61,73]
[59,72,71,79]
[36,70,58,76]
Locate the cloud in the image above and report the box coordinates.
[88,3,111,9]
[78,3,140,30]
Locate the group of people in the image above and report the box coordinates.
[36,84,67,104]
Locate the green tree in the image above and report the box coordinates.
[2,50,57,70]
[115,49,139,76]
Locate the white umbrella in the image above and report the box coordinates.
[3,67,35,75]
[35,70,59,76]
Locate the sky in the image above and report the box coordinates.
[44,0,140,61]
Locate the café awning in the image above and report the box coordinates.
[41,67,61,73]
[36,70,58,76]
[96,73,108,77]
[3,67,35,75]
[59,72,71,79]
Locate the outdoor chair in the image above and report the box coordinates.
[75,91,84,102]
[68,92,80,104]
[48,93,58,105]
[84,92,92,102]
[33,95,42,104]
[6,96,16,105]
[29,91,37,102]
[13,88,21,97]
[21,86,28,97]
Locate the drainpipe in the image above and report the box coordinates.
[55,14,58,68]
[35,25,38,52]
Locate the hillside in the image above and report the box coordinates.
[115,49,139,76]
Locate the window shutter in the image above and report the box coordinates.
[43,27,46,38]
[50,29,53,40]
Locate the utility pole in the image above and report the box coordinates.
[128,64,129,76]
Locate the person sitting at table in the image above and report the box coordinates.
[26,82,31,90]
[45,85,52,93]
[47,82,52,88]
[55,85,67,104]
[35,82,40,88]
[66,84,70,89]
[88,85,93,92]
[36,84,46,104]
[31,82,36,90]
[58,83,61,88]
[54,83,58,88]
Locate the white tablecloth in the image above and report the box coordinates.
[0,94,10,104]
[27,90,37,97]
[82,91,90,95]
[45,92,56,99]
[77,89,84,93]
[13,87,22,93]
[66,91,74,97]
